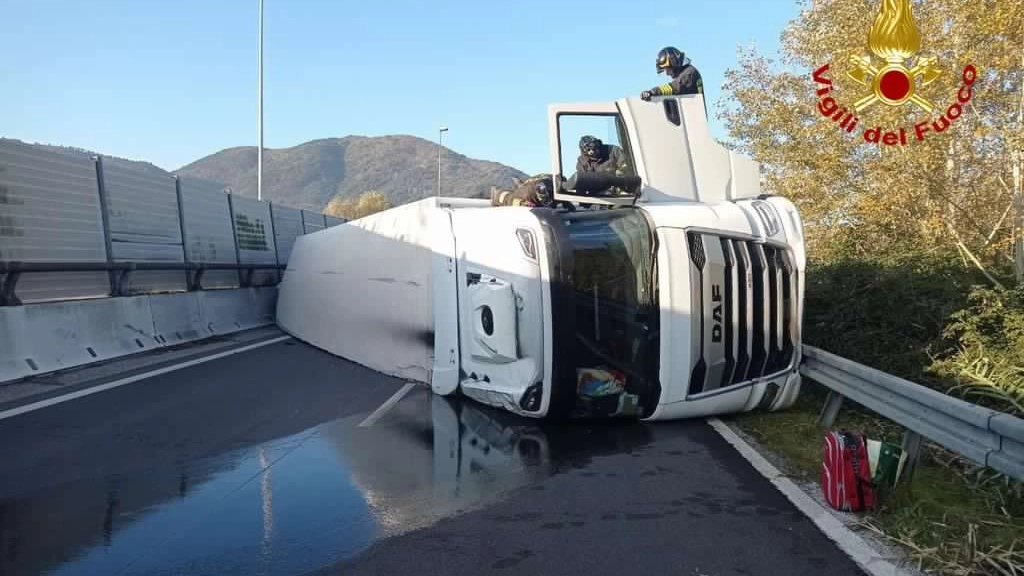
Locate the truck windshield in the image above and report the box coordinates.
[556,208,660,418]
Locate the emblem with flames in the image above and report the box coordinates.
[847,0,941,112]
[810,0,979,147]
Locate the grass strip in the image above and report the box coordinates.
[732,383,1024,575]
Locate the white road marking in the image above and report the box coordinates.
[359,382,417,427]
[706,417,909,576]
[0,336,292,422]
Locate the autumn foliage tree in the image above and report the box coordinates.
[324,190,393,221]
[719,6,1024,570]
[718,0,1023,285]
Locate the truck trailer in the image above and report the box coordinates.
[275,94,807,421]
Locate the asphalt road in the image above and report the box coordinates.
[0,333,866,576]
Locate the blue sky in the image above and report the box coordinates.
[0,0,798,175]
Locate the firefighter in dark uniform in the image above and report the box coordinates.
[490,174,561,207]
[565,135,632,197]
[640,46,706,115]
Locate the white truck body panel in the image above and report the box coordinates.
[277,197,548,405]
[276,198,444,383]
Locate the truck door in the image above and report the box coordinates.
[448,208,549,417]
[547,102,640,208]
[615,95,762,203]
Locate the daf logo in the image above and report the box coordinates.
[711,284,723,343]
[752,201,781,236]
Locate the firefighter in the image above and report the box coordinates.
[576,136,629,176]
[640,46,704,101]
[490,174,561,207]
[565,135,632,197]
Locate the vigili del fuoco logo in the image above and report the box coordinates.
[812,0,978,146]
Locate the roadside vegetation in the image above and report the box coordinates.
[716,0,1023,573]
[324,190,393,220]
[733,251,1024,574]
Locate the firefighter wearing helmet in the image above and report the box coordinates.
[641,46,704,101]
[490,174,564,208]
[564,135,631,199]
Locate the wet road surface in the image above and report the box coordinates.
[0,334,866,576]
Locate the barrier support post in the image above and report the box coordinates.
[174,176,193,290]
[268,203,282,284]
[94,156,117,295]
[226,191,245,287]
[1,271,21,306]
[899,431,924,483]
[817,391,845,428]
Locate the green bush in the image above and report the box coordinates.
[942,286,1024,365]
[801,245,1022,416]
[802,251,980,381]
[931,285,1024,416]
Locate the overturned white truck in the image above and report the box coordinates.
[276,94,807,421]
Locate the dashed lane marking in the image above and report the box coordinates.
[359,382,418,427]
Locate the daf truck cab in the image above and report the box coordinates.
[275,94,806,422]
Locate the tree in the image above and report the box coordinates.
[324,191,393,220]
[718,0,1023,284]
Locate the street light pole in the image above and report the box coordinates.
[257,0,264,202]
[437,126,448,197]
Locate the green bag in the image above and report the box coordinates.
[867,439,904,488]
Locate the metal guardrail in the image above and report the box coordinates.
[802,345,1024,482]
[0,261,286,306]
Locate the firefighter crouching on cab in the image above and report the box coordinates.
[490,135,632,207]
[490,174,562,207]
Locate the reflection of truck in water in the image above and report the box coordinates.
[322,392,653,534]
[277,94,806,421]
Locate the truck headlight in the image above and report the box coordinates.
[752,200,781,237]
[520,381,543,412]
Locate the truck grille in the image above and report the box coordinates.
[686,232,797,397]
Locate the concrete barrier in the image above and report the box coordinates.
[0,287,278,384]
[149,291,205,345]
[202,288,276,336]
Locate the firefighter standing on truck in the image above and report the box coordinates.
[640,47,705,115]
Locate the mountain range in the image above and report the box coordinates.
[175,136,528,211]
